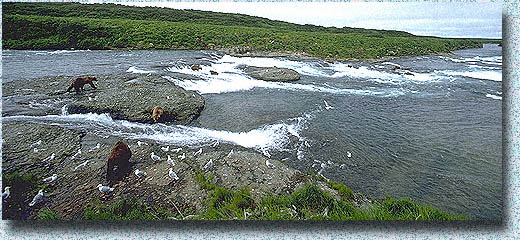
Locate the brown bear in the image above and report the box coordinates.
[67,76,97,94]
[106,141,132,181]
[191,65,202,71]
[151,106,165,123]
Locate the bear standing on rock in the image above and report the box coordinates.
[106,141,132,181]
[67,76,98,94]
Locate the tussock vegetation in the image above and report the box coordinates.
[2,2,498,60]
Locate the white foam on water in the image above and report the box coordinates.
[486,94,502,100]
[126,66,155,74]
[4,110,317,155]
[438,70,502,82]
[34,50,92,55]
[441,55,502,66]
[328,63,441,84]
[163,55,410,96]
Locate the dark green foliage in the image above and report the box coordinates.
[83,198,172,220]
[36,207,62,220]
[328,181,354,202]
[2,173,45,220]
[2,2,497,60]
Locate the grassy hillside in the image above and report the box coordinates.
[2,2,499,60]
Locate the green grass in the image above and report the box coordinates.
[2,2,498,60]
[193,172,466,220]
[82,198,172,220]
[36,207,62,220]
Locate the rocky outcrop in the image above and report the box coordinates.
[240,66,300,82]
[66,74,205,124]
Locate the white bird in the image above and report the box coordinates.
[2,187,10,200]
[266,160,275,168]
[161,146,170,152]
[151,152,161,162]
[29,190,44,206]
[33,148,45,153]
[43,153,55,162]
[211,141,219,147]
[134,169,147,178]
[73,160,89,171]
[71,149,81,159]
[168,168,179,180]
[261,149,271,158]
[346,151,352,158]
[171,147,182,153]
[97,184,114,193]
[193,148,203,156]
[89,143,101,152]
[178,153,186,160]
[323,100,334,110]
[339,164,346,169]
[43,174,57,183]
[31,140,42,147]
[203,159,213,170]
[226,150,234,158]
[320,162,327,169]
[167,155,176,166]
[137,141,147,147]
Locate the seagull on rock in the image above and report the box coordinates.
[323,100,334,110]
[73,160,89,171]
[43,174,58,183]
[43,153,55,162]
[167,155,176,166]
[169,168,180,180]
[161,146,170,152]
[2,187,10,200]
[194,148,203,156]
[151,152,161,162]
[29,190,44,206]
[203,159,213,170]
[97,184,114,193]
[266,160,275,169]
[134,169,147,178]
[71,149,81,160]
[89,143,101,152]
[31,140,42,147]
[178,153,186,160]
[227,150,234,158]
[33,148,45,153]
[346,151,352,158]
[171,147,182,153]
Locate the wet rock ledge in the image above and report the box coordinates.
[240,66,300,82]
[67,74,205,124]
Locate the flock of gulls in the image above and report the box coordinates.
[2,99,351,209]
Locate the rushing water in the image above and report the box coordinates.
[2,44,502,220]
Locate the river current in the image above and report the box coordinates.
[2,44,502,219]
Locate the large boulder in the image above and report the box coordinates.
[66,74,205,124]
[240,66,300,82]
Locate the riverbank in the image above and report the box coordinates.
[3,3,500,61]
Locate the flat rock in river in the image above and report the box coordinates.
[240,66,300,82]
[67,74,205,123]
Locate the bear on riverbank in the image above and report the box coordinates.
[106,141,132,181]
[67,76,97,94]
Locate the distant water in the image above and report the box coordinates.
[2,44,502,220]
